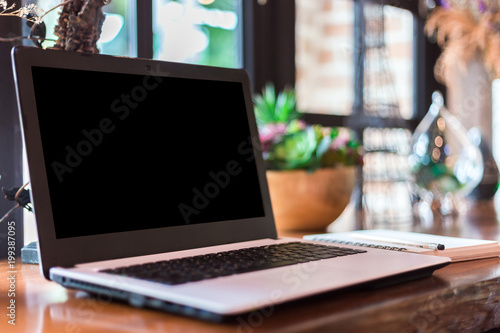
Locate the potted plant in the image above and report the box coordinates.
[254,83,362,231]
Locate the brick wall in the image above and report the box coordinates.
[295,0,414,119]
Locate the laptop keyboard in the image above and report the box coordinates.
[100,242,367,285]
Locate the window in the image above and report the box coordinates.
[28,0,244,64]
[98,0,136,57]
[295,0,414,119]
[153,0,243,68]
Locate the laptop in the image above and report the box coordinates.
[11,45,450,321]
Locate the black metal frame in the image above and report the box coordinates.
[243,0,296,94]
[136,0,153,59]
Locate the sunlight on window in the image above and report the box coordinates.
[98,13,124,44]
[155,1,210,61]
[153,0,242,68]
[98,1,134,57]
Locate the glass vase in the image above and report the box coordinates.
[409,91,484,215]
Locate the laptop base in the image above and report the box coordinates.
[51,260,448,323]
[52,274,227,322]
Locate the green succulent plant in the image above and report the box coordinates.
[253,83,362,171]
[267,126,331,170]
[253,83,302,126]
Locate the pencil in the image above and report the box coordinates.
[349,233,445,250]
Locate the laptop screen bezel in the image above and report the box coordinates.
[11,46,277,279]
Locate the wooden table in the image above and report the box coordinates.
[2,201,500,333]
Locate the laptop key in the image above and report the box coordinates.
[100,242,366,285]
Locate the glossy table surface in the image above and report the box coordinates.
[2,201,500,333]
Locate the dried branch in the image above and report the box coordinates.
[0,2,43,24]
[425,5,500,83]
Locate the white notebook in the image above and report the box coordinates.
[304,229,500,262]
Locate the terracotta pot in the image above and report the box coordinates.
[266,167,356,232]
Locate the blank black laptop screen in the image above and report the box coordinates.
[31,67,265,239]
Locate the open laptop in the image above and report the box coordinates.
[12,45,450,321]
